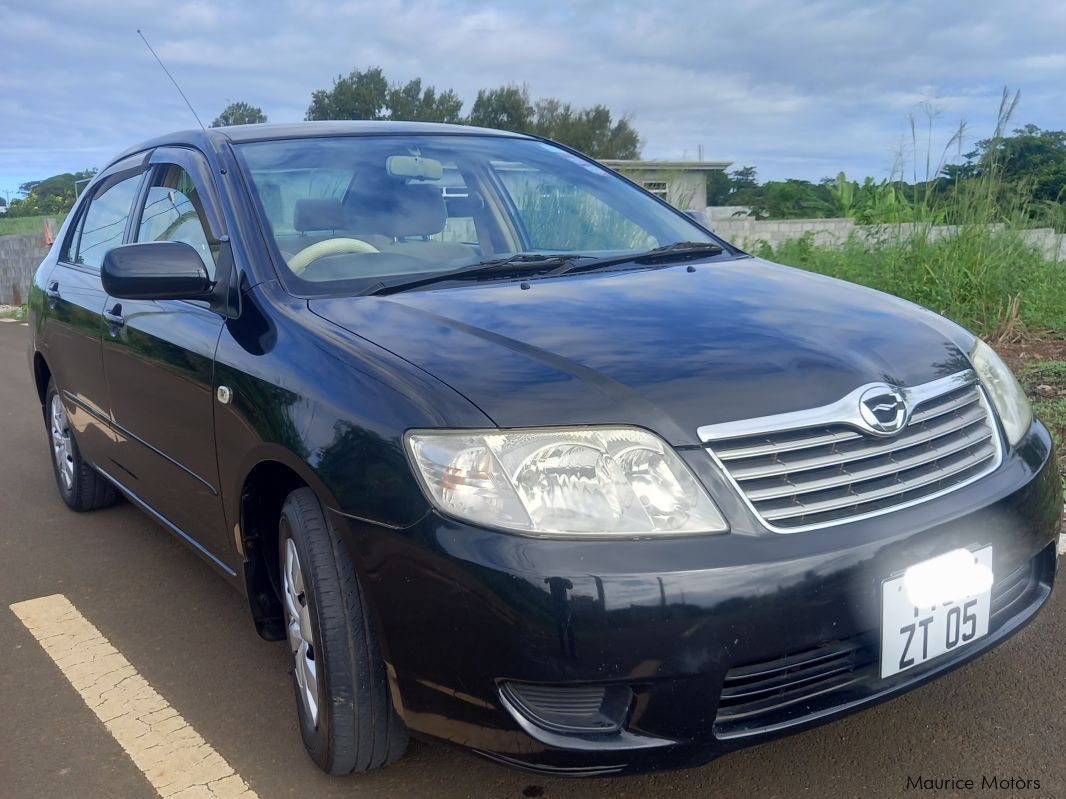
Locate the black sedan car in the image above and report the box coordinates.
[27,122,1060,777]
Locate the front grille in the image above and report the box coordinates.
[704,378,1001,531]
[714,547,1050,736]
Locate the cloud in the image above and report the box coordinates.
[1,0,1063,197]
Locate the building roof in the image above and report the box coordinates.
[600,159,732,171]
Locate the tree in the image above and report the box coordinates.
[705,166,763,208]
[825,172,857,217]
[306,68,466,124]
[466,84,534,131]
[306,67,390,120]
[959,124,1066,202]
[386,78,464,123]
[530,99,640,159]
[211,101,267,127]
[729,166,759,191]
[5,169,96,218]
[705,170,731,205]
[466,84,641,158]
[305,68,643,158]
[728,177,836,220]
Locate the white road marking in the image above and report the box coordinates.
[10,594,259,799]
[1058,533,1065,556]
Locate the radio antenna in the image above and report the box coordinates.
[136,29,207,131]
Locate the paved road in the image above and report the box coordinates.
[1,319,1063,799]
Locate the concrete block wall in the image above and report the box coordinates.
[706,213,1066,261]
[0,234,50,305]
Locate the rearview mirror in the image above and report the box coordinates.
[101,241,213,301]
[386,155,443,180]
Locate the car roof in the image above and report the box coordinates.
[112,120,532,165]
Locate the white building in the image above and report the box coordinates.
[599,159,732,210]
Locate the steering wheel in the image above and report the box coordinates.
[287,237,380,276]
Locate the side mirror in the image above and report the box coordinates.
[101,241,213,301]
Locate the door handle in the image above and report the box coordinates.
[46,281,61,308]
[104,304,125,330]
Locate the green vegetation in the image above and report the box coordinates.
[752,228,1065,339]
[4,172,93,218]
[747,92,1066,340]
[211,101,268,127]
[306,68,641,159]
[712,91,1066,229]
[6,69,639,222]
[0,213,65,236]
[1016,359,1066,501]
[0,305,28,321]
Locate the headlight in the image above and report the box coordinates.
[970,338,1033,447]
[405,426,728,537]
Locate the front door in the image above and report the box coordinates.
[101,152,233,573]
[41,163,147,465]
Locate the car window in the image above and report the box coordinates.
[492,161,656,252]
[71,173,143,269]
[247,168,351,236]
[137,165,218,278]
[236,135,718,295]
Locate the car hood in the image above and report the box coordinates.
[309,258,973,446]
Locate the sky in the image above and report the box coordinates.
[2,0,1065,201]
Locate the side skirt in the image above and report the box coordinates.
[92,464,237,579]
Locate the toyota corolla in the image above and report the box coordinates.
[27,122,1060,776]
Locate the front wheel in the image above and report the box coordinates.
[279,487,408,774]
[44,380,117,512]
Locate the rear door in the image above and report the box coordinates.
[41,158,148,466]
[100,148,233,573]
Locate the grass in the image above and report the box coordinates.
[1017,359,1066,502]
[0,305,28,321]
[752,92,1066,341]
[0,213,65,237]
[752,228,1066,340]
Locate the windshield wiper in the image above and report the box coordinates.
[359,242,726,296]
[359,253,573,296]
[552,241,726,276]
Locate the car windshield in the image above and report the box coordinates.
[235,134,725,295]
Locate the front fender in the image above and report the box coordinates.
[214,281,492,544]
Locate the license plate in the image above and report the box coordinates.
[880,546,994,679]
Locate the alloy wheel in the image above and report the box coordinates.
[50,395,74,491]
[283,537,320,727]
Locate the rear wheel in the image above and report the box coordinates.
[45,380,117,512]
[278,487,408,774]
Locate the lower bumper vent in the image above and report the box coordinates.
[715,637,875,733]
[500,682,631,734]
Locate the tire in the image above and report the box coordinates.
[44,379,118,512]
[278,487,408,774]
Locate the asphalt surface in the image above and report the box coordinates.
[1,318,1064,799]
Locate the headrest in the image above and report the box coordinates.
[293,198,346,232]
[444,191,485,219]
[347,183,447,238]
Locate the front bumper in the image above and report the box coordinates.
[332,421,1060,776]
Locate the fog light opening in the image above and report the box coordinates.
[500,682,632,734]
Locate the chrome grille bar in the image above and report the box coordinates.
[726,404,988,479]
[717,401,987,464]
[701,373,1002,532]
[758,446,997,521]
[744,428,996,502]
